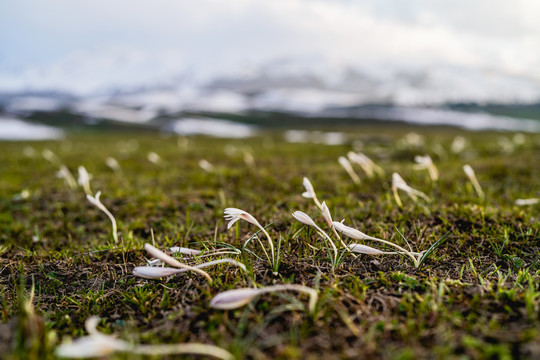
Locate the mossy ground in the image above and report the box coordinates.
[0,126,539,359]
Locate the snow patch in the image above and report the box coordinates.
[0,117,64,140]
[168,118,257,138]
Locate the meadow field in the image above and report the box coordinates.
[1,126,539,359]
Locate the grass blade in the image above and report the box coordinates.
[417,231,452,268]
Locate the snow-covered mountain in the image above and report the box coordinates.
[2,58,540,132]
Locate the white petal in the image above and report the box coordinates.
[105,157,120,170]
[56,334,129,358]
[392,172,406,187]
[133,266,183,279]
[292,211,317,227]
[302,177,314,193]
[332,221,370,240]
[301,191,314,199]
[321,202,333,227]
[338,156,352,170]
[144,244,184,269]
[515,198,539,206]
[224,208,261,228]
[227,217,240,229]
[143,244,213,283]
[463,164,475,178]
[84,316,99,335]
[224,208,244,216]
[170,247,201,255]
[210,288,261,310]
[348,244,384,255]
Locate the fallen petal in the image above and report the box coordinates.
[133,266,183,279]
[56,334,130,358]
[348,244,384,255]
[170,247,201,256]
[210,288,261,310]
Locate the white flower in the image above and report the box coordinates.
[243,151,255,168]
[134,258,246,279]
[224,208,262,230]
[293,211,338,263]
[332,221,375,241]
[391,172,430,207]
[42,148,60,165]
[57,165,78,190]
[348,244,384,255]
[302,177,315,199]
[401,132,424,148]
[143,243,213,283]
[147,152,162,164]
[13,189,31,201]
[56,316,233,360]
[210,288,262,310]
[77,166,92,186]
[320,202,350,249]
[320,202,333,228]
[292,211,317,227]
[170,247,201,256]
[347,152,384,178]
[224,208,276,272]
[451,136,467,153]
[301,177,322,209]
[87,191,118,243]
[168,246,240,260]
[23,146,36,157]
[498,136,515,154]
[515,198,539,206]
[414,155,439,181]
[178,136,189,150]
[333,220,419,266]
[105,157,121,172]
[199,159,214,172]
[463,164,474,178]
[338,156,361,184]
[210,284,318,314]
[463,164,484,200]
[56,317,130,358]
[133,266,184,279]
[77,166,93,195]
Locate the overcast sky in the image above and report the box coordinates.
[1,0,540,93]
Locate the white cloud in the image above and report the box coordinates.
[1,0,540,93]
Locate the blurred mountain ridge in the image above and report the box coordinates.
[1,57,540,132]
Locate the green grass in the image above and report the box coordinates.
[0,127,539,359]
